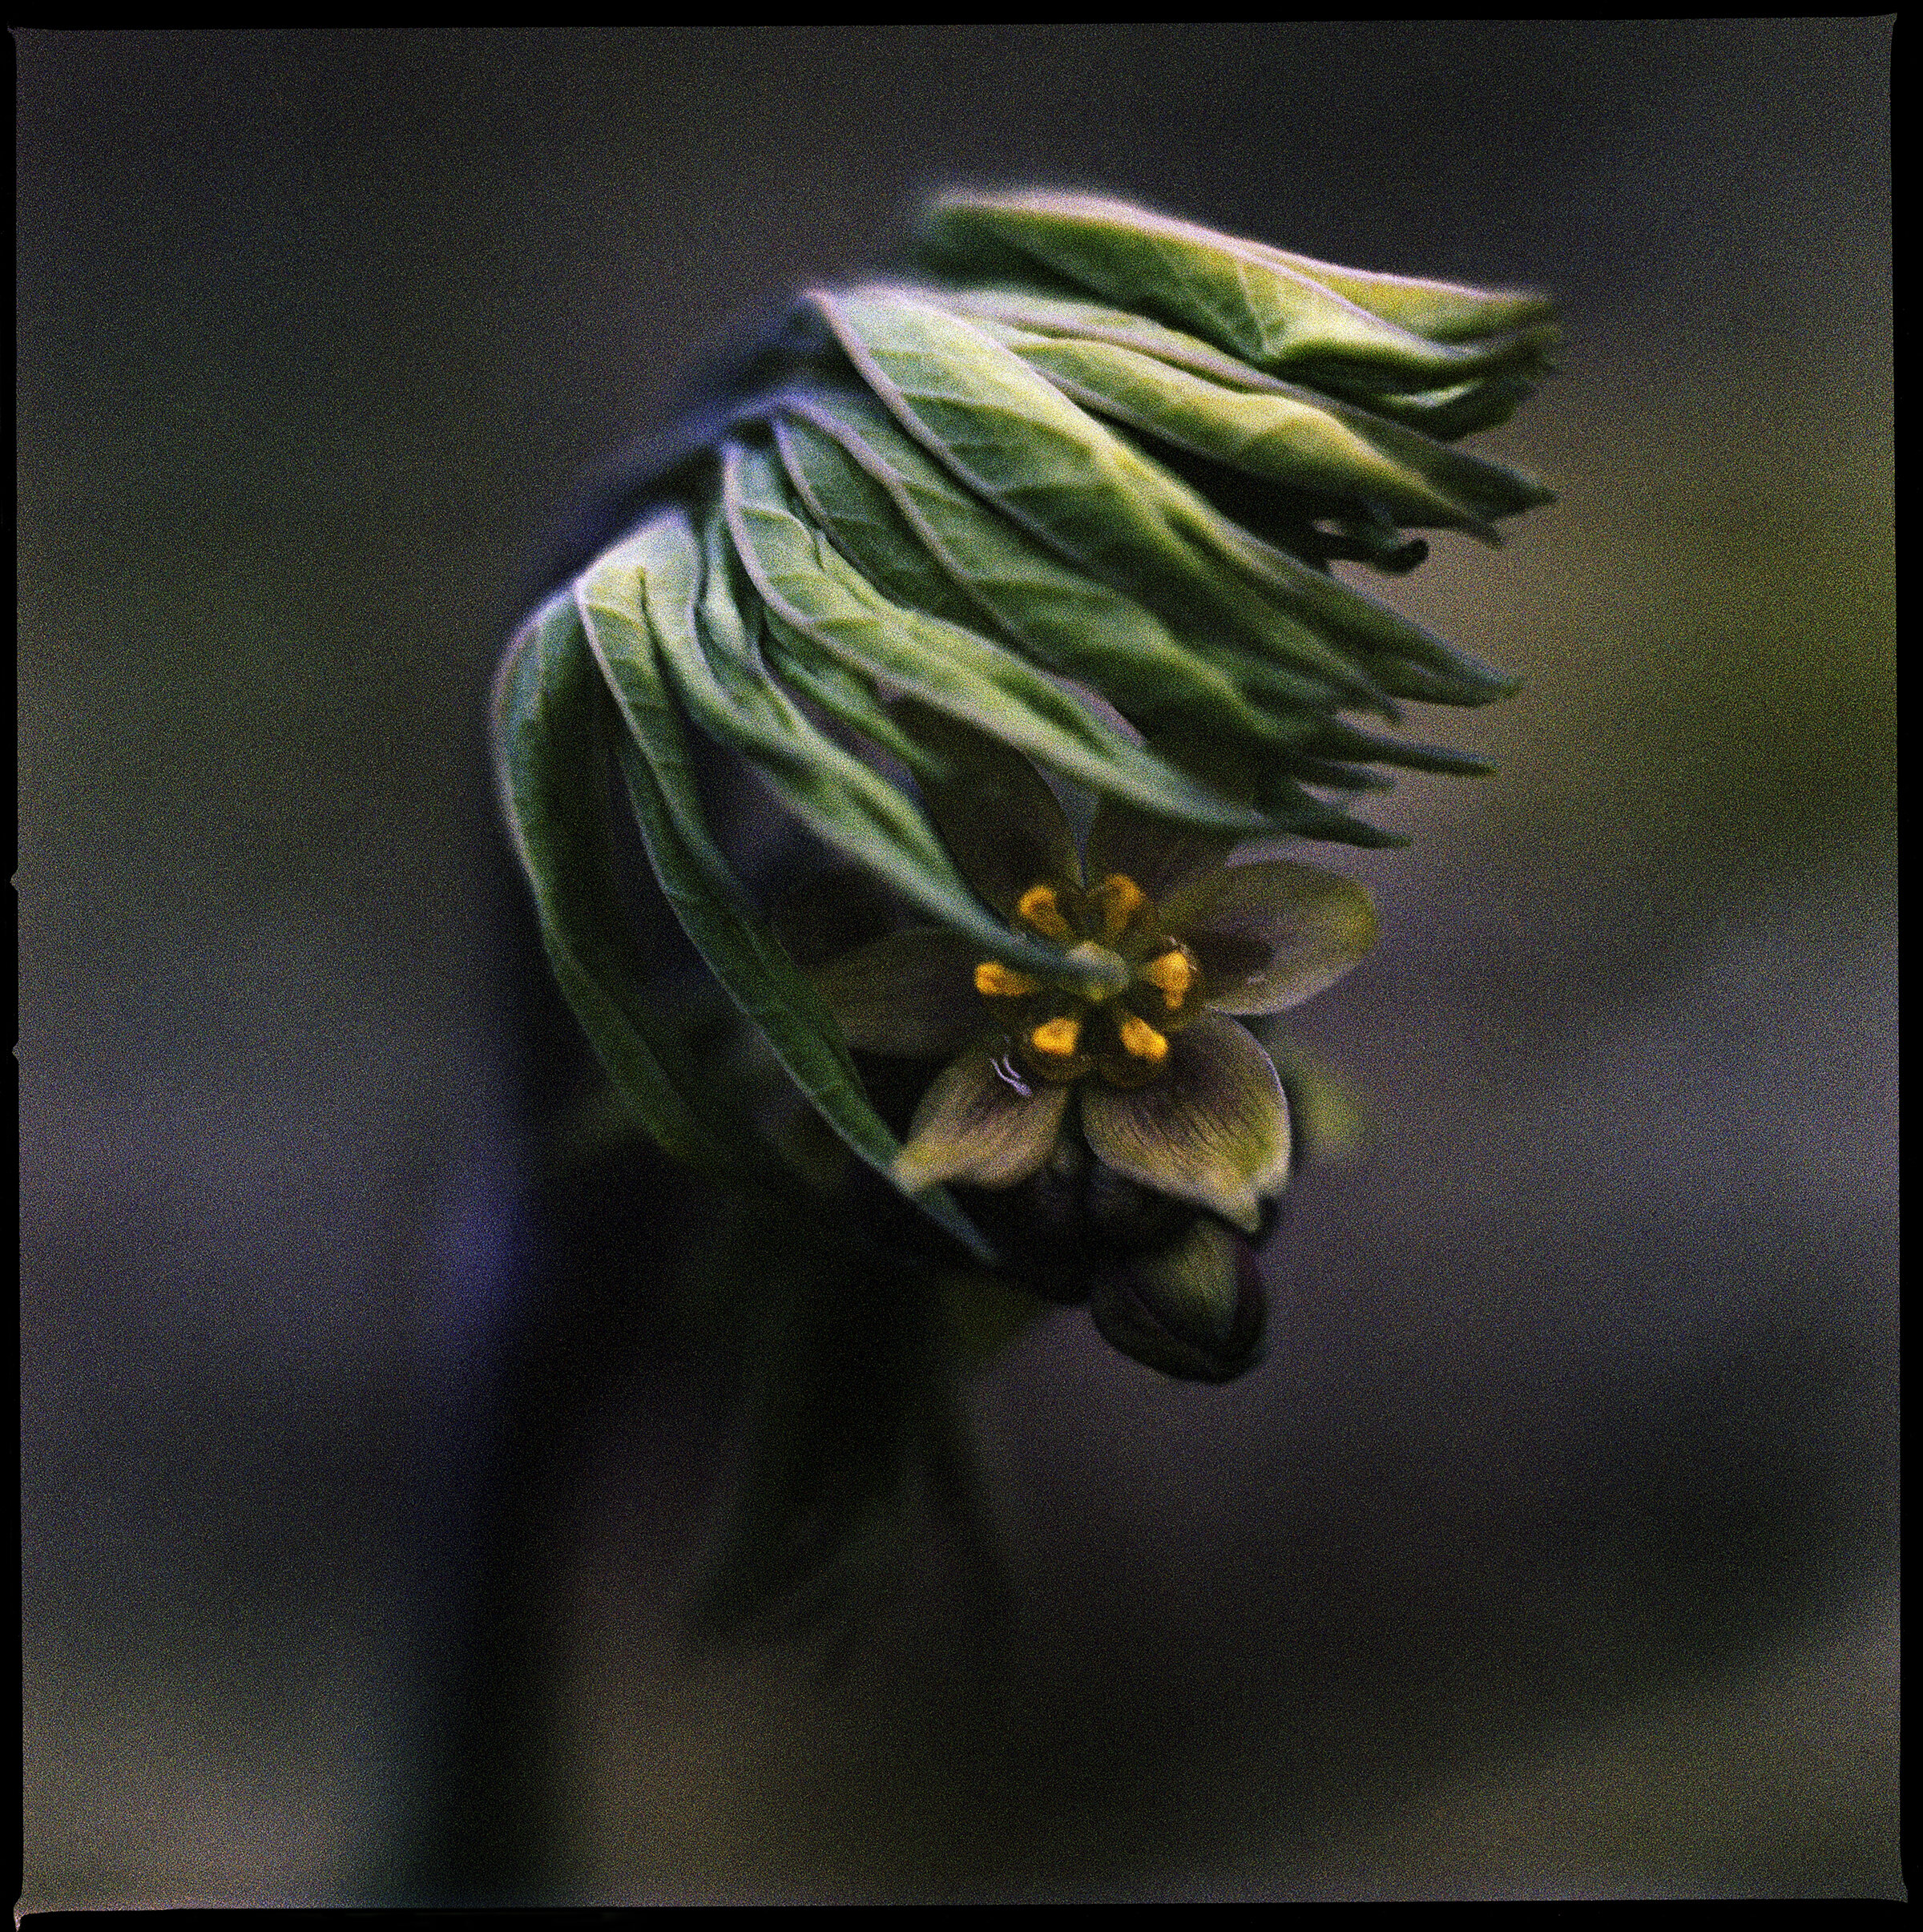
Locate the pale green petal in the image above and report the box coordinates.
[1081,1014,1291,1233]
[1164,861,1379,1014]
[894,1043,1071,1193]
[810,927,987,1057]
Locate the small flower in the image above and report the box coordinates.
[809,716,1379,1246]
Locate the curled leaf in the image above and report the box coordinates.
[576,522,998,1260]
[970,320,1555,535]
[913,189,1558,399]
[811,288,1386,711]
[780,387,1322,757]
[491,593,756,1179]
[724,436,1273,837]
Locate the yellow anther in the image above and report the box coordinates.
[1092,873,1148,938]
[974,961,1041,999]
[1030,1014,1083,1059]
[1015,883,1074,942]
[1119,1012,1170,1064]
[1141,946,1197,1010]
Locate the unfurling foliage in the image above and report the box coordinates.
[494,190,1558,1263]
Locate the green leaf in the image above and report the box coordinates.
[966,318,1556,535]
[925,282,1325,395]
[1284,759,1396,794]
[721,437,1278,840]
[810,288,1387,712]
[752,609,951,777]
[574,522,999,1263]
[1322,649,1519,710]
[929,284,1550,443]
[1308,719,1502,776]
[912,190,1558,398]
[768,413,983,627]
[824,288,1529,711]
[778,387,1326,756]
[661,502,1067,974]
[769,391,1453,834]
[1235,234,1558,345]
[489,592,759,1179]
[1093,417,1524,705]
[1328,373,1548,442]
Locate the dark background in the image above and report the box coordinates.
[19,23,1895,1903]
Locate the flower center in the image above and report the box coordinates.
[973,873,1206,1087]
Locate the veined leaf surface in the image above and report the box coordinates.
[491,591,760,1178]
[723,438,1278,837]
[576,526,998,1260]
[913,190,1558,397]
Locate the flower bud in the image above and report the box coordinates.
[1090,1217,1267,1383]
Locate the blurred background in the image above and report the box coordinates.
[19,23,1895,1904]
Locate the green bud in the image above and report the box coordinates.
[1090,1218,1268,1384]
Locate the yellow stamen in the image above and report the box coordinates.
[1030,1014,1083,1059]
[1015,883,1074,942]
[1119,1012,1170,1064]
[1141,947,1197,1010]
[1092,873,1148,938]
[974,961,1041,999]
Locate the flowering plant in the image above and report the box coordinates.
[496,192,1554,1277]
[800,708,1375,1376]
[491,189,1554,1627]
